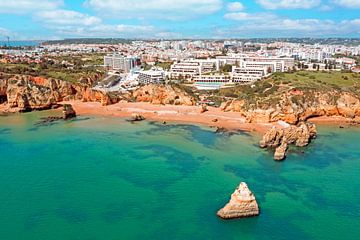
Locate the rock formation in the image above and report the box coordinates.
[259,122,317,160]
[274,142,288,161]
[221,91,360,124]
[200,104,208,113]
[63,104,76,119]
[2,75,117,112]
[217,182,260,219]
[131,113,145,122]
[132,84,195,106]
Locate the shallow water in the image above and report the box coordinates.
[0,111,359,240]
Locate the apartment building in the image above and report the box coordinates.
[193,74,231,83]
[232,67,267,83]
[216,55,294,72]
[169,59,219,79]
[138,68,165,84]
[104,54,139,73]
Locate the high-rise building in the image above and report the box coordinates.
[104,54,139,73]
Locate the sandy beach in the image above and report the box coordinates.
[61,101,275,133]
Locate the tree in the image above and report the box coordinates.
[220,64,232,73]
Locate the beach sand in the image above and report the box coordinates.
[61,101,274,133]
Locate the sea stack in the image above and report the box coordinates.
[217,182,259,219]
[259,122,317,160]
[62,104,76,119]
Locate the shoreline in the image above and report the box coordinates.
[2,101,358,132]
[60,101,359,133]
[60,101,275,134]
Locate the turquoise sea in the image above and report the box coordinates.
[0,111,359,240]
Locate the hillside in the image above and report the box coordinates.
[216,71,360,123]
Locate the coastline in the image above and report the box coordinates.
[61,101,275,134]
[2,101,358,132]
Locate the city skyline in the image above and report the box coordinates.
[0,0,360,40]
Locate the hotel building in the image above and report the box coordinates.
[138,68,165,84]
[104,54,139,73]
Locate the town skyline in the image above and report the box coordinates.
[1,0,360,40]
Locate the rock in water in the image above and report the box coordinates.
[131,113,145,122]
[274,141,288,161]
[62,104,76,119]
[217,182,260,219]
[259,122,317,160]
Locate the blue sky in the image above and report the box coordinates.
[0,0,360,40]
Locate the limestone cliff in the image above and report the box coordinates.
[217,182,260,219]
[132,84,195,106]
[2,75,116,112]
[221,91,360,124]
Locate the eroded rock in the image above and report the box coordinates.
[132,84,195,106]
[259,122,317,160]
[217,182,260,219]
[131,113,145,122]
[63,104,76,119]
[4,75,116,112]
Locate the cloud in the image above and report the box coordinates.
[0,0,63,14]
[31,9,180,39]
[48,24,179,39]
[227,2,245,11]
[220,11,360,37]
[0,27,13,37]
[85,0,223,20]
[333,0,360,8]
[256,0,321,9]
[224,12,277,21]
[319,5,333,11]
[34,10,102,26]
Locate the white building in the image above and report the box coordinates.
[104,54,139,73]
[232,67,268,83]
[193,74,231,83]
[216,55,294,72]
[138,68,165,84]
[169,59,220,79]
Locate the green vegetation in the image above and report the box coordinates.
[220,64,232,73]
[155,62,173,70]
[213,71,360,110]
[0,53,105,84]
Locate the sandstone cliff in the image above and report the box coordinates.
[132,84,195,106]
[217,182,260,219]
[221,91,360,124]
[1,75,116,112]
[259,122,317,160]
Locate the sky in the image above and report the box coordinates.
[0,0,360,40]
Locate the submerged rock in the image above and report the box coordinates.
[63,104,76,119]
[217,182,260,219]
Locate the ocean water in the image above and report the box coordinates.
[0,41,40,47]
[0,111,359,240]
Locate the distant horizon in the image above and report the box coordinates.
[3,37,360,42]
[1,1,360,40]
